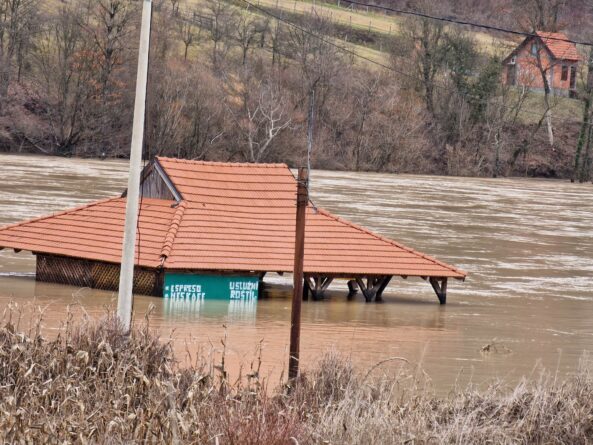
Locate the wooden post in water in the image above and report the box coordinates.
[289,167,308,380]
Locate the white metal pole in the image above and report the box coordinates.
[117,0,152,332]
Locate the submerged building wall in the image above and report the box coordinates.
[36,254,163,296]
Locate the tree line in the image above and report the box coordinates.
[0,0,592,180]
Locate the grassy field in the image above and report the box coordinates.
[185,0,393,65]
[252,0,516,53]
[508,90,584,125]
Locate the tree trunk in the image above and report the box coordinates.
[0,56,9,115]
[573,48,593,182]
[493,127,501,178]
[573,95,590,182]
[542,75,554,146]
[579,117,593,182]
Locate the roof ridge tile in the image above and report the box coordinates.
[156,156,289,169]
[160,200,188,265]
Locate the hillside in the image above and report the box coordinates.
[0,0,590,180]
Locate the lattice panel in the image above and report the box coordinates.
[35,254,161,296]
[92,262,120,291]
[37,254,92,287]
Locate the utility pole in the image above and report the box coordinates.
[288,167,308,380]
[117,0,153,332]
[306,87,316,190]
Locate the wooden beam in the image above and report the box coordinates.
[321,276,333,291]
[347,280,358,299]
[355,277,371,302]
[374,276,392,302]
[303,276,311,301]
[429,277,447,304]
[355,276,391,302]
[304,276,316,300]
[304,275,334,300]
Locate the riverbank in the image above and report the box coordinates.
[0,137,586,180]
[1,313,592,444]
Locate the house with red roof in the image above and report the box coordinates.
[503,31,581,97]
[0,158,466,303]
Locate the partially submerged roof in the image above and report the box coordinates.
[0,157,466,280]
[0,198,177,268]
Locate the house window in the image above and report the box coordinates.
[531,42,538,56]
[561,65,568,81]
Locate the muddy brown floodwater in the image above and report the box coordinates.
[1,154,592,393]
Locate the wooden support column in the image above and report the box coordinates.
[347,280,358,299]
[355,276,392,302]
[258,272,267,294]
[289,167,308,380]
[305,275,334,300]
[429,277,448,304]
[374,275,392,302]
[303,277,310,301]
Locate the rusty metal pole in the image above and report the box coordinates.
[289,167,308,380]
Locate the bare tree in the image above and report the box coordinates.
[573,38,593,182]
[33,5,92,154]
[397,15,448,117]
[169,0,180,16]
[87,0,134,101]
[182,68,226,160]
[151,67,186,154]
[178,15,201,60]
[204,0,235,70]
[288,12,340,168]
[518,0,566,32]
[227,73,291,163]
[0,0,38,113]
[269,19,285,66]
[351,75,380,170]
[234,13,263,66]
[516,0,569,147]
[288,13,338,103]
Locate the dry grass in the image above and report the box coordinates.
[1,306,592,444]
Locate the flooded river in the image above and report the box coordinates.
[1,154,592,392]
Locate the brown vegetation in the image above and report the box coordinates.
[1,307,593,444]
[0,0,592,179]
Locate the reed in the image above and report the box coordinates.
[1,307,591,444]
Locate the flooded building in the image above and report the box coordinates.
[0,158,466,302]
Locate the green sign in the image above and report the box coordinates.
[164,273,259,300]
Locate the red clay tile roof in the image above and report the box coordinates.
[0,197,178,268]
[0,158,466,280]
[536,31,580,61]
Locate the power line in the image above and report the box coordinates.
[236,0,585,124]
[331,0,593,48]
